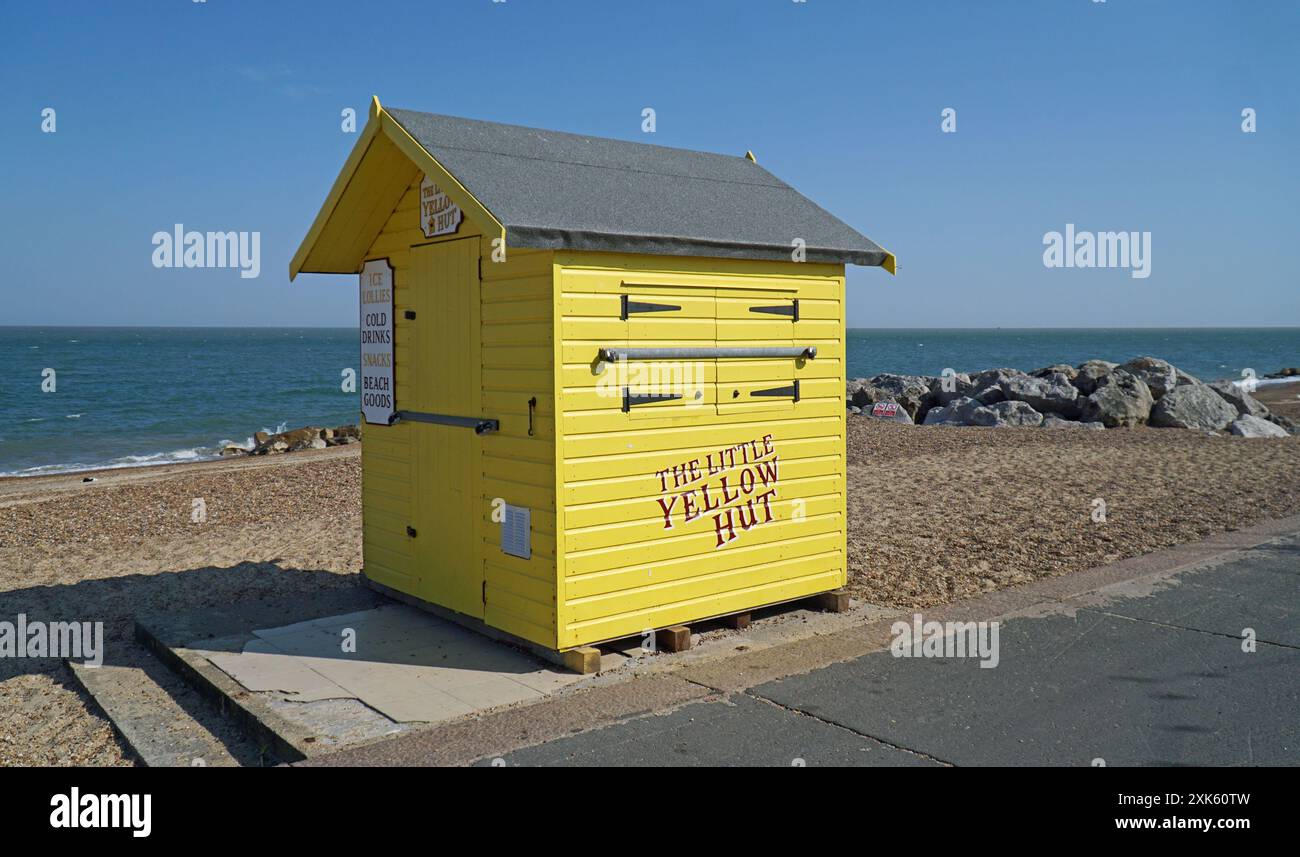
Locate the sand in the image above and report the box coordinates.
[0,448,363,766]
[2,411,1299,765]
[846,418,1300,606]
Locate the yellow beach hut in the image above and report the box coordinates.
[291,97,894,672]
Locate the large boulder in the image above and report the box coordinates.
[968,368,1025,405]
[254,426,327,454]
[846,378,888,409]
[1207,380,1270,419]
[969,400,1044,428]
[1000,371,1081,418]
[868,374,936,421]
[928,371,976,406]
[1080,370,1154,427]
[1229,415,1289,438]
[1072,360,1118,395]
[1149,384,1238,431]
[1268,414,1298,434]
[1117,356,1179,400]
[922,396,981,426]
[1031,364,1079,381]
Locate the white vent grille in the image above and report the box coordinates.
[501,504,531,560]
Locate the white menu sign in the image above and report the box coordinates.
[420,174,462,238]
[359,258,395,425]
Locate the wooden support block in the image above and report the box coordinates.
[656,625,692,653]
[808,589,850,613]
[561,646,602,675]
[721,613,751,630]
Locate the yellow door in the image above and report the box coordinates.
[618,286,716,419]
[715,289,799,416]
[410,238,483,618]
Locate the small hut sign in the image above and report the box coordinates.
[653,434,781,548]
[420,175,462,238]
[359,258,395,425]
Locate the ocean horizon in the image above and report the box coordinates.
[3,325,1297,477]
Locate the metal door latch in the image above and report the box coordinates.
[390,411,500,434]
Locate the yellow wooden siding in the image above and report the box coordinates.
[359,174,559,648]
[479,241,559,647]
[357,174,424,595]
[554,252,847,648]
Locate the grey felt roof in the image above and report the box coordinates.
[387,108,889,267]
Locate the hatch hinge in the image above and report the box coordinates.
[750,380,800,402]
[749,299,798,321]
[621,294,681,320]
[622,387,684,412]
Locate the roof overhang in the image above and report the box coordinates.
[289,97,506,280]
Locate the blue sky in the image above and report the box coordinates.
[1,0,1296,328]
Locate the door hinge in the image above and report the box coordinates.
[621,294,681,320]
[623,387,684,412]
[750,380,800,402]
[749,299,798,321]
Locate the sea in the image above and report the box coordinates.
[2,326,1297,477]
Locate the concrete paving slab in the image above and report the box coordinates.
[481,693,941,767]
[753,608,1298,766]
[1070,541,1300,647]
[201,648,353,702]
[298,515,1300,767]
[197,602,585,742]
[361,687,478,724]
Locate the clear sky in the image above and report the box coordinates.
[2,0,1296,328]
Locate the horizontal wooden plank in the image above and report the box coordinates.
[564,471,842,529]
[565,549,843,620]
[565,510,842,576]
[561,568,843,648]
[564,485,843,551]
[565,450,840,505]
[561,413,841,458]
[560,397,842,435]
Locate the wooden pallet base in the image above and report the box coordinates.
[721,612,752,630]
[807,588,851,613]
[561,646,602,675]
[365,573,847,675]
[655,625,692,653]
